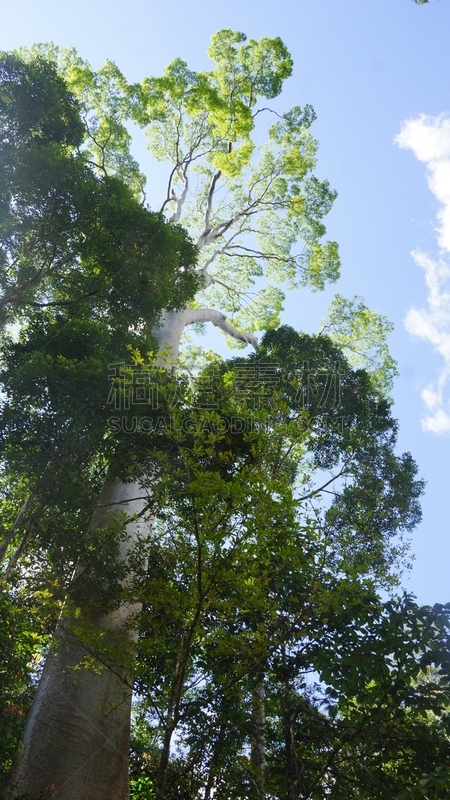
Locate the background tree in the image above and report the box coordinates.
[117,326,431,800]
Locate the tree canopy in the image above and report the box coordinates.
[117,326,437,800]
[0,52,198,331]
[16,34,340,342]
[0,31,448,800]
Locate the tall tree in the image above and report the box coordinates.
[1,32,420,800]
[122,325,426,800]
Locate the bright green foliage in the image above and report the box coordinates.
[207,30,293,103]
[16,44,147,196]
[320,294,399,395]
[138,37,340,332]
[21,32,340,341]
[13,33,398,389]
[25,29,398,389]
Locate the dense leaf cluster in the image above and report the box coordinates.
[0,52,198,331]
[97,327,446,800]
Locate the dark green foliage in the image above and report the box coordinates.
[108,327,437,799]
[0,580,60,790]
[0,49,198,591]
[0,52,84,148]
[0,51,198,329]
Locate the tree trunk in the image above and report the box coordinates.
[250,682,266,800]
[6,480,149,800]
[284,705,300,800]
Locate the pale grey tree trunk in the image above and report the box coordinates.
[7,618,133,800]
[7,480,149,800]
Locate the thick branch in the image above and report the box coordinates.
[169,165,190,224]
[204,168,223,231]
[0,493,35,564]
[185,308,258,349]
[154,307,258,360]
[196,228,244,285]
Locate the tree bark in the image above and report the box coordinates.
[250,682,266,800]
[6,480,149,800]
[284,703,300,800]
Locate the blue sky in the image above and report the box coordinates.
[2,0,449,603]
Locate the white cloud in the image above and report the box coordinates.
[396,114,450,250]
[396,115,450,435]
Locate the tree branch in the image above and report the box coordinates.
[155,308,258,357]
[0,493,35,564]
[184,308,258,350]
